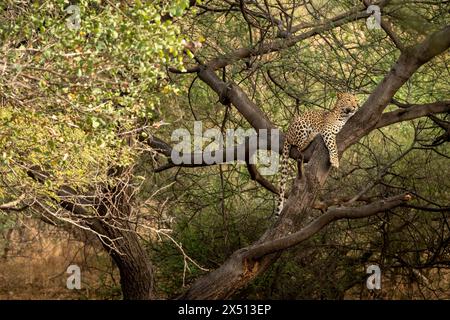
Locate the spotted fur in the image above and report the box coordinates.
[276,92,359,216]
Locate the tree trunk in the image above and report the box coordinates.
[92,177,155,300]
[100,223,155,300]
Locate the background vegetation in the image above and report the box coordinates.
[0,0,449,299]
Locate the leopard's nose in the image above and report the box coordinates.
[345,107,353,113]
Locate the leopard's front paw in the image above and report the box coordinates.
[330,158,339,169]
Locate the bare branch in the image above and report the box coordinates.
[245,194,412,260]
[197,66,276,131]
[246,163,279,195]
[0,194,28,211]
[203,8,372,71]
[362,0,405,51]
[338,24,450,152]
[375,100,450,129]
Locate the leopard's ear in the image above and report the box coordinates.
[336,92,344,99]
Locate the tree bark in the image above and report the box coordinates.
[99,224,155,300]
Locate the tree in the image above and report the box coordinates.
[1,0,449,299]
[0,0,188,299]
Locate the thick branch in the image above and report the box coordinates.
[26,166,155,299]
[144,135,173,157]
[375,100,450,129]
[246,163,279,195]
[198,67,276,130]
[204,9,371,71]
[149,134,278,171]
[338,25,450,152]
[246,194,412,260]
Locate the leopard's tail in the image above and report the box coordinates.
[276,142,290,217]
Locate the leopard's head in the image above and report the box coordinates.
[334,92,359,119]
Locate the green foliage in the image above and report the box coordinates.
[0,0,187,195]
[0,0,449,300]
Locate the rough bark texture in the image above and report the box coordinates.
[100,224,155,300]
[92,177,155,300]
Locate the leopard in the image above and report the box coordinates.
[276,92,359,217]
